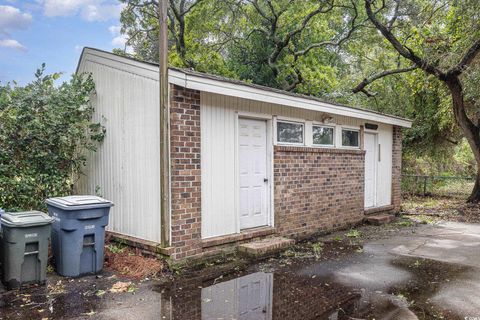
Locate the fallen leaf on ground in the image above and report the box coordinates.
[95,290,106,297]
[109,281,132,293]
[48,280,66,295]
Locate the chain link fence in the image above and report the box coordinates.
[402,175,475,199]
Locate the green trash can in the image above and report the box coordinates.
[1,211,54,289]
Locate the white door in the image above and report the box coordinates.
[364,132,377,208]
[201,272,273,320]
[238,272,272,320]
[239,118,269,230]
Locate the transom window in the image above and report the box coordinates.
[342,129,360,147]
[277,121,304,144]
[312,125,334,146]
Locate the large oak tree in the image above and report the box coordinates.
[352,0,480,202]
[117,0,480,201]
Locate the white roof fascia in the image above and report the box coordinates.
[169,69,412,128]
[78,48,159,81]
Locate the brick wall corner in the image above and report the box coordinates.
[392,126,403,212]
[169,84,202,260]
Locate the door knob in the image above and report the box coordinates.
[264,178,269,182]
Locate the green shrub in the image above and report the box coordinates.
[0,65,105,211]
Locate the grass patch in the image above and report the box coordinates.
[346,229,361,238]
[418,215,435,224]
[333,235,343,241]
[46,264,55,274]
[312,242,323,259]
[107,243,126,254]
[396,217,415,227]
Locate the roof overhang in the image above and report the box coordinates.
[78,47,412,128]
[169,69,412,128]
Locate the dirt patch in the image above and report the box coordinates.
[402,195,480,224]
[104,242,166,280]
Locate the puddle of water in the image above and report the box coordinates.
[0,237,476,320]
[151,242,472,320]
[156,270,360,320]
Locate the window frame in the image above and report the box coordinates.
[340,127,360,148]
[312,124,335,147]
[275,119,305,146]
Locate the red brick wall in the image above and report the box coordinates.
[391,126,403,212]
[167,85,400,261]
[170,84,202,260]
[274,146,365,238]
[271,273,359,319]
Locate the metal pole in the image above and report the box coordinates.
[159,0,170,246]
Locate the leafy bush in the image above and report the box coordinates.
[0,65,105,211]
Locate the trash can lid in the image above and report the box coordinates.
[45,195,113,210]
[1,211,54,227]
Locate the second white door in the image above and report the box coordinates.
[239,118,269,230]
[364,132,377,208]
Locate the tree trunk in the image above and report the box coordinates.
[468,170,480,203]
[445,75,480,203]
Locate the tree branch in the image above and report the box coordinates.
[265,0,278,19]
[360,88,376,97]
[448,40,480,76]
[129,0,158,8]
[284,67,303,91]
[168,0,181,20]
[293,1,362,58]
[247,0,272,22]
[352,66,417,94]
[386,0,400,31]
[182,0,203,15]
[268,0,334,67]
[364,0,445,79]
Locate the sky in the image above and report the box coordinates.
[0,0,129,85]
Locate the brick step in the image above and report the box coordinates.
[364,214,395,226]
[238,237,295,257]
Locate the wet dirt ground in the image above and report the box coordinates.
[1,221,480,320]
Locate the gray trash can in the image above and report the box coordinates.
[45,196,113,277]
[0,211,54,289]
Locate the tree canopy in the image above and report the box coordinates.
[119,0,480,198]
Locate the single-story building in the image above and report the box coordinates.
[76,47,411,261]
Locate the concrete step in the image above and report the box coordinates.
[364,214,395,225]
[238,237,295,257]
